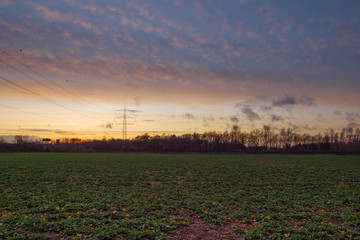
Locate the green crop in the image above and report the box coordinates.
[0,153,359,239]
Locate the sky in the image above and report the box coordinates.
[0,0,359,141]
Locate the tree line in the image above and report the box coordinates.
[1,125,360,153]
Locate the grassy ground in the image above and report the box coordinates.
[0,153,359,239]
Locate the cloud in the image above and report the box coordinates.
[202,115,215,122]
[133,97,140,106]
[0,16,31,34]
[181,113,195,119]
[334,111,342,115]
[72,18,102,34]
[230,115,239,123]
[260,105,272,111]
[0,0,13,5]
[54,131,72,134]
[144,119,155,122]
[235,97,272,122]
[194,1,207,18]
[271,114,284,122]
[303,125,319,131]
[18,128,72,135]
[33,4,102,34]
[128,2,154,20]
[281,19,294,34]
[272,95,315,107]
[287,123,301,131]
[174,0,182,6]
[235,96,273,113]
[347,122,360,129]
[101,123,113,129]
[22,128,49,132]
[81,3,105,14]
[218,37,232,50]
[345,112,360,122]
[172,35,191,49]
[344,112,360,129]
[33,4,71,22]
[238,0,249,5]
[241,105,261,122]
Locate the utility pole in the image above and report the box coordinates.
[115,104,138,140]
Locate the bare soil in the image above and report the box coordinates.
[169,217,246,240]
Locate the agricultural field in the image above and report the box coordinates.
[0,153,360,239]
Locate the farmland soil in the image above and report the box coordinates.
[170,218,242,240]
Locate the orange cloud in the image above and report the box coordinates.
[34,4,71,22]
[172,36,191,49]
[0,17,31,33]
[129,2,154,20]
[34,4,102,35]
[82,3,105,14]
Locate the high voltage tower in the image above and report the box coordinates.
[115,104,138,140]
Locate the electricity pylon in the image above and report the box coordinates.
[115,104,138,140]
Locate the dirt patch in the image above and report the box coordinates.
[141,170,166,175]
[68,174,91,182]
[144,193,157,199]
[149,181,165,186]
[43,232,62,240]
[291,220,304,228]
[236,221,261,231]
[298,206,355,231]
[198,180,220,184]
[334,182,344,188]
[175,180,184,185]
[322,216,355,231]
[169,218,243,240]
[324,217,344,227]
[17,228,26,236]
[41,181,59,185]
[1,210,14,218]
[295,176,304,183]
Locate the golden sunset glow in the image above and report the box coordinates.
[0,1,359,142]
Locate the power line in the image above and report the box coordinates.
[0,103,65,121]
[0,75,41,98]
[0,74,109,122]
[0,79,34,96]
[0,74,83,114]
[0,57,68,98]
[2,49,72,94]
[0,49,109,113]
[0,51,112,122]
